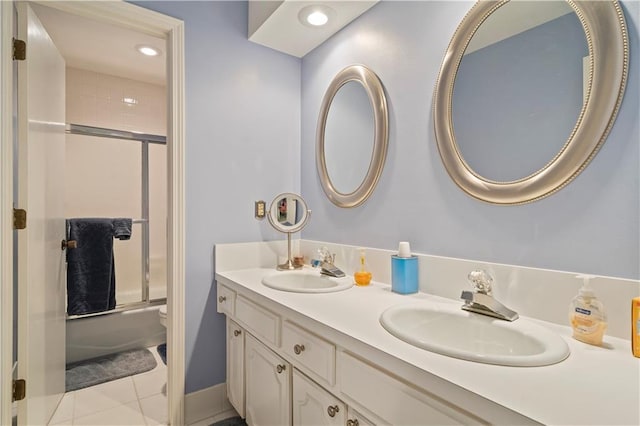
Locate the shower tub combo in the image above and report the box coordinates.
[65,124,167,363]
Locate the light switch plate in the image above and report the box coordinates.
[255,200,266,219]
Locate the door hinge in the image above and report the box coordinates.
[13,208,27,230]
[12,379,26,402]
[12,38,26,61]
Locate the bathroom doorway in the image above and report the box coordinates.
[1,2,185,425]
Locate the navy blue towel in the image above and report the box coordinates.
[112,218,132,240]
[66,218,128,315]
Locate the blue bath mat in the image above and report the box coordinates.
[210,416,247,426]
[65,347,157,392]
[157,343,167,365]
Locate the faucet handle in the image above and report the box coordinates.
[317,246,334,263]
[468,269,493,295]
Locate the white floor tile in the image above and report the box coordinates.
[48,418,73,426]
[49,346,168,426]
[188,409,239,426]
[187,416,215,426]
[221,395,233,412]
[48,391,75,424]
[133,366,167,399]
[140,393,168,425]
[73,377,138,419]
[72,401,146,425]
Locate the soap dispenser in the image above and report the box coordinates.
[354,248,372,286]
[569,274,607,346]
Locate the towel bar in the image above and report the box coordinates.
[61,239,77,250]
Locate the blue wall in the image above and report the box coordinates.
[301,1,639,280]
[453,12,587,182]
[133,1,301,393]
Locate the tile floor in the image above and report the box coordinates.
[48,346,168,426]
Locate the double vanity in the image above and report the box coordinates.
[216,0,637,423]
[215,242,640,426]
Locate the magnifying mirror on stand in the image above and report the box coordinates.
[267,193,311,270]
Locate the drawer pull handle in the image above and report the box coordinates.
[218,296,226,303]
[347,420,359,426]
[327,405,340,417]
[276,364,286,374]
[293,344,305,355]
[233,329,241,337]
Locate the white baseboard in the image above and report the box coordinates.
[185,383,236,425]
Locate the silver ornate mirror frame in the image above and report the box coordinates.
[316,65,389,208]
[433,0,629,205]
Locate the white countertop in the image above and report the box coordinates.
[216,267,640,425]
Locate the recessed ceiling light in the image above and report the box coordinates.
[298,5,335,28]
[306,11,328,26]
[136,45,161,57]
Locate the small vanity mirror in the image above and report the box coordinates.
[433,0,628,204]
[317,65,389,208]
[267,193,310,270]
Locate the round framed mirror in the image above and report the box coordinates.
[316,65,389,208]
[267,193,310,234]
[433,1,628,205]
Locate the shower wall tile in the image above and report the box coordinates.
[66,67,166,135]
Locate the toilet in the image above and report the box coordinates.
[159,304,167,328]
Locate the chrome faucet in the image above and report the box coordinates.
[312,247,346,278]
[460,269,518,321]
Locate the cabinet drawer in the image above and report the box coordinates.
[236,295,280,346]
[339,351,479,425]
[216,284,236,316]
[282,320,336,386]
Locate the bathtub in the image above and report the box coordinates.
[66,303,166,364]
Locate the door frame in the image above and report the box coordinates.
[0,1,186,425]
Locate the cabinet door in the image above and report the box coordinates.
[293,369,345,426]
[227,319,245,418]
[346,407,378,426]
[245,334,291,426]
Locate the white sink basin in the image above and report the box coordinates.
[261,270,353,293]
[380,302,570,367]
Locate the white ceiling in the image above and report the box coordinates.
[249,1,379,57]
[33,1,378,83]
[31,3,166,86]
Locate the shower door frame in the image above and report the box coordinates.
[0,2,186,425]
[65,123,167,316]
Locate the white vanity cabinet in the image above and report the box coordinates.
[245,333,291,426]
[216,280,518,426]
[292,369,345,425]
[226,318,245,418]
